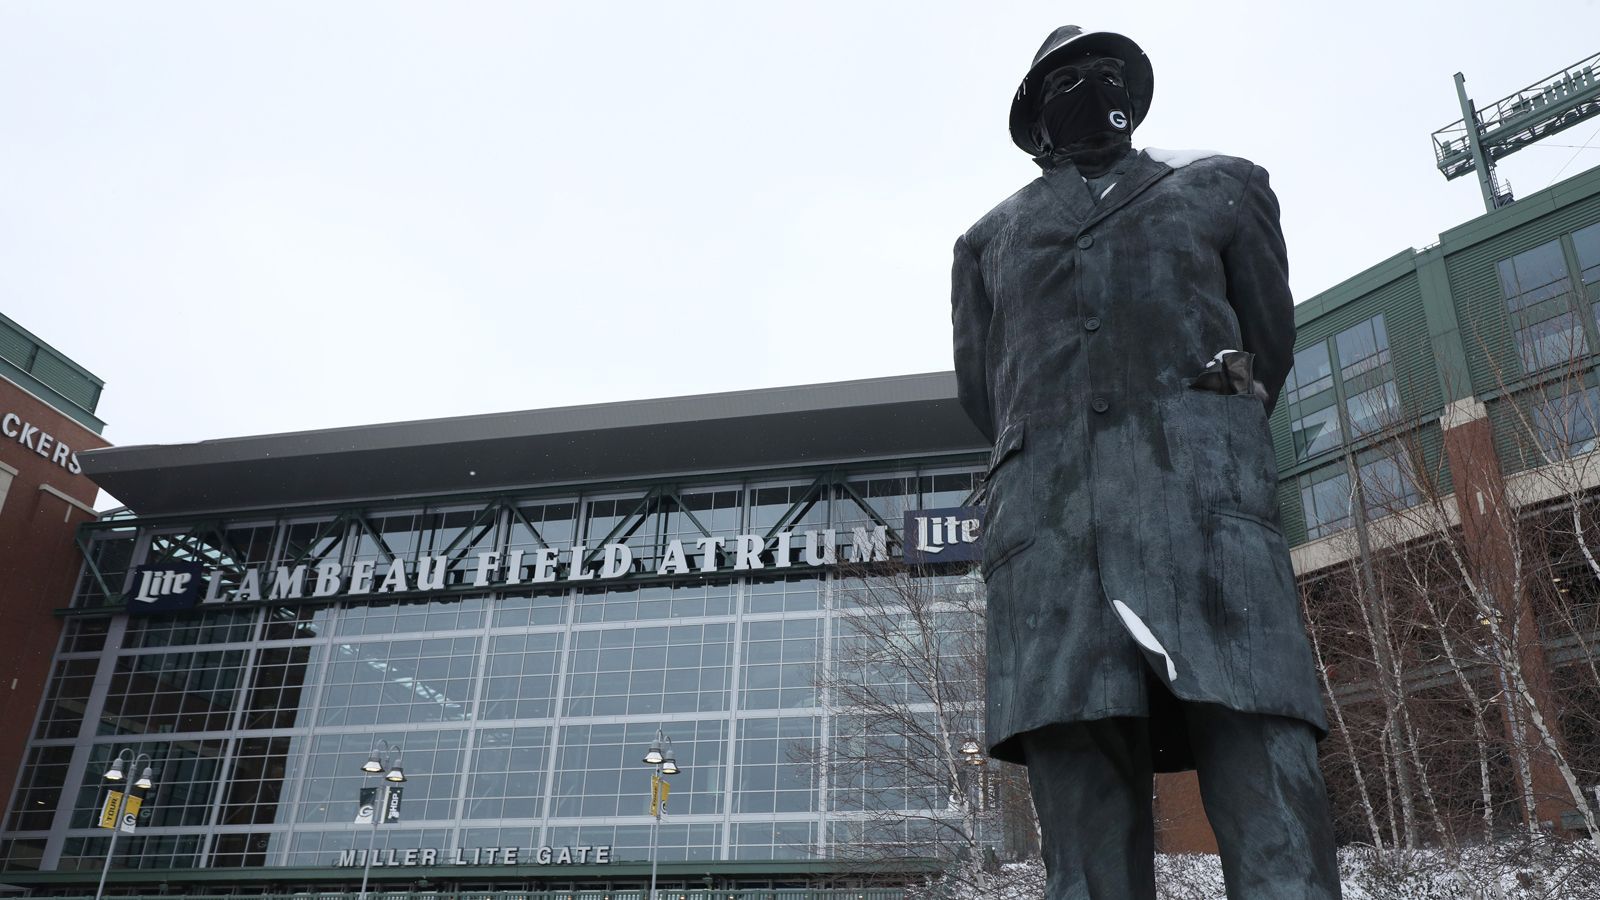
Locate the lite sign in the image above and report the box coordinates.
[334,845,613,867]
[1,411,84,474]
[902,506,984,564]
[127,525,897,614]
[127,562,206,613]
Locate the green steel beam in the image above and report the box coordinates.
[73,523,124,604]
[1412,246,1472,405]
[759,475,831,545]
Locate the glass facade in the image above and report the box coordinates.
[1284,314,1419,539]
[1495,226,1600,376]
[1532,383,1600,459]
[2,469,982,874]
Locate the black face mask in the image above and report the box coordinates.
[1038,77,1132,151]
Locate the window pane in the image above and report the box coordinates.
[1499,240,1571,311]
[562,624,730,717]
[1531,385,1600,460]
[1335,314,1390,380]
[1515,311,1587,372]
[295,731,465,823]
[1292,405,1342,461]
[735,716,819,813]
[316,637,478,725]
[740,618,820,710]
[1345,381,1399,438]
[551,720,725,818]
[464,727,550,820]
[1300,472,1352,539]
[100,650,246,735]
[1357,455,1418,516]
[1285,344,1333,405]
[1573,222,1600,287]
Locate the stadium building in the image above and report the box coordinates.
[0,374,996,895]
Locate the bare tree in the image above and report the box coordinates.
[798,563,1038,897]
[1301,343,1600,855]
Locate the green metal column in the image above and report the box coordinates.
[1454,73,1498,215]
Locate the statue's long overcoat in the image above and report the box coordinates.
[951,149,1329,770]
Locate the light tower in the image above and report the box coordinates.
[1433,51,1600,213]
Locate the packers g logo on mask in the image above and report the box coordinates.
[1039,79,1134,149]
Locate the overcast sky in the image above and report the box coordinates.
[5,2,1600,461]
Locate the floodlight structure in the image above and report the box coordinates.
[1433,51,1600,213]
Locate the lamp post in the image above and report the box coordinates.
[641,730,680,900]
[358,740,406,900]
[94,748,155,900]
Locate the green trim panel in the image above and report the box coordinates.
[0,311,105,432]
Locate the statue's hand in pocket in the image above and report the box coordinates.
[1187,349,1264,400]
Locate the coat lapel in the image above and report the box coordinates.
[1038,164,1096,231]
[1079,150,1172,233]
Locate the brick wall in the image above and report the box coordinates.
[0,376,108,811]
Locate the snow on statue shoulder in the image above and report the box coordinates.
[1143,147,1223,169]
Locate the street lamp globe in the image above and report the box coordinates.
[660,752,679,776]
[362,752,384,774]
[385,764,407,783]
[642,741,664,765]
[134,767,155,790]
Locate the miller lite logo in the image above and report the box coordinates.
[125,562,205,614]
[902,506,985,565]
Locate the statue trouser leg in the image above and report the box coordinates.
[1020,706,1340,900]
[1183,702,1343,900]
[1020,720,1157,900]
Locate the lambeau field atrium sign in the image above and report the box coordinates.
[125,509,986,615]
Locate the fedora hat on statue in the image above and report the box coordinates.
[1008,25,1154,155]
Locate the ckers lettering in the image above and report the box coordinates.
[1,412,82,473]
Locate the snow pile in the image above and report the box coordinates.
[907,840,1600,900]
[1155,842,1600,900]
[1144,147,1222,170]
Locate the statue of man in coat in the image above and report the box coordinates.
[951,26,1342,900]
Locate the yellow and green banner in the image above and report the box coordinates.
[649,775,671,816]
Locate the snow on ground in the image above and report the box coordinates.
[914,840,1600,900]
[1158,843,1600,899]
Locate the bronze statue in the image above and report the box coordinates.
[951,25,1342,900]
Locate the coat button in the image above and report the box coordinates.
[1084,316,1101,332]
[1091,397,1109,413]
[1077,234,1094,249]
